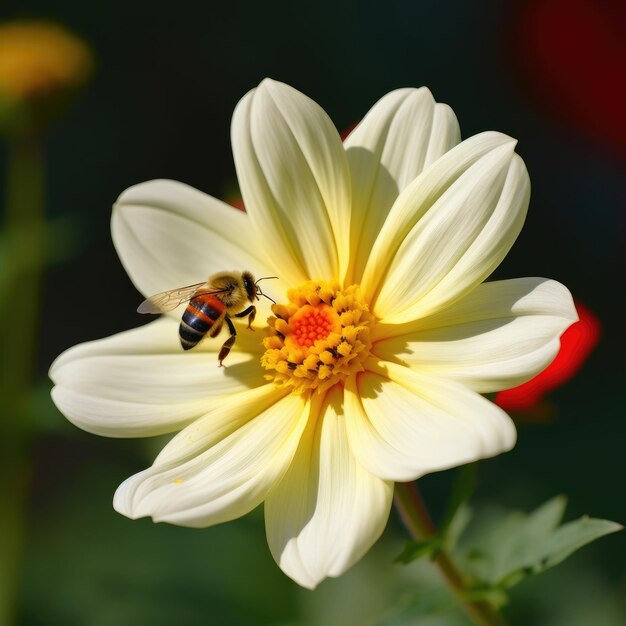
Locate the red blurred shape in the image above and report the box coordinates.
[512,0,626,156]
[341,121,359,141]
[496,301,601,411]
[226,196,245,211]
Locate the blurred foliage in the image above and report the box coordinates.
[455,497,621,589]
[394,539,442,566]
[0,214,86,297]
[393,491,621,619]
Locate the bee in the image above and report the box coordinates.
[138,271,276,365]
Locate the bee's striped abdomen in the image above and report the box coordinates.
[179,294,225,350]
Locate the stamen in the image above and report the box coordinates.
[261,280,374,394]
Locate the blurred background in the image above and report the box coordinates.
[0,0,624,624]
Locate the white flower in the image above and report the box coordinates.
[50,79,577,589]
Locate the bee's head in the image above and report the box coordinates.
[242,271,257,302]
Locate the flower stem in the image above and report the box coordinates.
[1,138,45,420]
[0,137,45,626]
[394,481,506,626]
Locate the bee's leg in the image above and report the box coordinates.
[208,317,224,338]
[234,305,256,330]
[218,316,237,366]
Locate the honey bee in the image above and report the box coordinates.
[138,271,276,365]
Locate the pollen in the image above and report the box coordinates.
[261,280,374,394]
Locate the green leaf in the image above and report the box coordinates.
[441,464,476,537]
[444,504,473,553]
[460,586,509,609]
[537,516,623,571]
[379,588,457,625]
[455,496,622,589]
[394,538,441,564]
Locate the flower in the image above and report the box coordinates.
[50,79,577,588]
[0,20,92,134]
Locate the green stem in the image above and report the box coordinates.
[0,137,45,626]
[394,482,506,626]
[1,138,45,420]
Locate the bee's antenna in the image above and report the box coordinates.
[256,286,276,305]
[255,276,278,304]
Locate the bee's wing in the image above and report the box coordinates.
[137,282,208,314]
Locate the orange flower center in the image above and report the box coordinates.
[285,304,341,349]
[261,280,374,394]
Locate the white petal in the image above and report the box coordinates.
[112,179,285,307]
[232,78,352,283]
[265,387,393,589]
[345,88,460,283]
[344,359,516,482]
[373,278,578,392]
[152,383,285,465]
[50,318,266,437]
[113,390,308,527]
[361,132,530,322]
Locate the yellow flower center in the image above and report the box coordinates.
[261,280,374,394]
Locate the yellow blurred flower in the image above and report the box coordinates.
[0,20,92,135]
[0,20,91,101]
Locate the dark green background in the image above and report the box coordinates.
[1,0,624,624]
